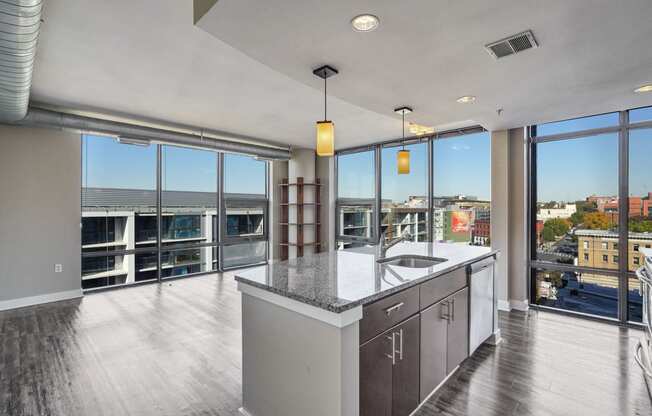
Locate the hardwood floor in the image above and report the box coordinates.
[1,273,650,416]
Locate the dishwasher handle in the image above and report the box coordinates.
[468,256,496,274]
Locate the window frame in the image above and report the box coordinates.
[527,107,652,324]
[334,126,487,249]
[81,137,270,291]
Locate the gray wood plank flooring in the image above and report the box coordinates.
[1,273,650,416]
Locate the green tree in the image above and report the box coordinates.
[542,226,555,242]
[545,218,570,236]
[630,218,652,233]
[569,211,584,227]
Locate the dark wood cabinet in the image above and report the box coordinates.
[391,314,420,416]
[419,299,448,401]
[361,266,473,416]
[360,330,393,416]
[446,288,469,373]
[420,287,470,401]
[360,314,420,416]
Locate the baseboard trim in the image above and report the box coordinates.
[238,407,254,416]
[0,289,83,312]
[498,299,530,312]
[497,299,511,311]
[509,299,530,312]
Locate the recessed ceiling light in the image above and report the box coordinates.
[456,96,476,104]
[351,14,379,32]
[635,84,652,93]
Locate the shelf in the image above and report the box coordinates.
[280,242,322,247]
[279,182,322,187]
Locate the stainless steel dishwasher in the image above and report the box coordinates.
[468,255,498,355]
[635,248,652,401]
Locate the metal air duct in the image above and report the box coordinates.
[17,107,292,160]
[0,0,41,122]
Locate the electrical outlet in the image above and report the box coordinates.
[54,264,63,273]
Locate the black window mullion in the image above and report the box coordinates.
[618,111,629,323]
[528,126,538,304]
[156,144,163,282]
[217,152,224,271]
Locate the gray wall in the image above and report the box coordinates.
[490,130,510,308]
[507,127,528,306]
[315,154,334,252]
[268,159,288,260]
[490,128,529,311]
[0,125,82,305]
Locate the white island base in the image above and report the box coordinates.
[238,283,363,416]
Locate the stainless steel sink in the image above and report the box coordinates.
[377,255,447,268]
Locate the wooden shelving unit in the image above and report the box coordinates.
[279,177,322,260]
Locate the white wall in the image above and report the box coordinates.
[0,125,82,310]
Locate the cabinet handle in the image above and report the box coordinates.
[385,333,396,365]
[441,300,450,321]
[384,302,404,316]
[451,297,456,322]
[397,328,404,361]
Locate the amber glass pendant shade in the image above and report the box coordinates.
[397,149,410,174]
[316,120,334,156]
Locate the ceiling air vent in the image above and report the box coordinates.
[485,30,538,59]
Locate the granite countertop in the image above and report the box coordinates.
[235,242,498,314]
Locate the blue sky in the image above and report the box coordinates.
[536,110,652,202]
[83,107,651,204]
[82,135,266,194]
[337,132,491,202]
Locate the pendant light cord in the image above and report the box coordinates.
[324,76,327,121]
[402,111,405,149]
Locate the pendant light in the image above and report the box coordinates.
[394,106,413,174]
[313,65,338,156]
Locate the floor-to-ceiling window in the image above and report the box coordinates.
[335,127,489,250]
[222,154,268,269]
[433,132,491,246]
[82,134,158,289]
[529,107,652,323]
[336,149,376,249]
[81,135,269,290]
[160,145,218,279]
[381,140,428,242]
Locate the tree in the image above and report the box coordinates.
[630,218,652,233]
[569,211,584,227]
[545,218,570,236]
[584,212,611,230]
[542,226,556,242]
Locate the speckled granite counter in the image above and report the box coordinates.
[235,242,497,313]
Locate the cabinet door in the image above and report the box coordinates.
[360,330,394,416]
[392,314,420,416]
[446,288,469,373]
[419,299,449,401]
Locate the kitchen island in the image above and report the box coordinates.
[235,242,500,416]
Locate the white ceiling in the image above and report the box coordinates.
[32,0,652,150]
[31,0,403,149]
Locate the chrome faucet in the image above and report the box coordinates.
[377,229,412,258]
